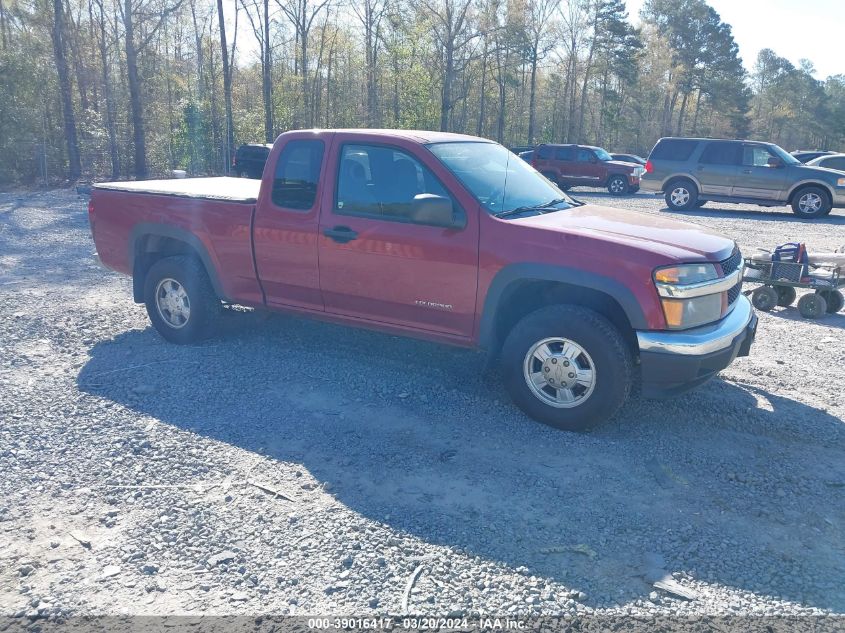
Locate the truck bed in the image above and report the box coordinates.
[93,177,260,203]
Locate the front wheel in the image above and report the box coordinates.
[500,305,633,431]
[607,175,629,196]
[751,286,778,311]
[144,256,222,344]
[791,187,831,218]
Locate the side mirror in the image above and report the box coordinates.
[411,194,464,228]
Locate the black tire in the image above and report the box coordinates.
[816,289,844,313]
[630,185,640,193]
[664,179,699,211]
[791,186,832,218]
[500,305,633,432]
[751,286,779,311]
[775,285,797,307]
[607,175,629,196]
[797,292,827,319]
[143,255,222,344]
[694,200,707,208]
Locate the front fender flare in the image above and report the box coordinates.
[478,263,649,349]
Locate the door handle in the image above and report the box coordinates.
[323,226,358,244]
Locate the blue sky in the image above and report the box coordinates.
[625,0,844,80]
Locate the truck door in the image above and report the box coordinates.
[695,141,742,196]
[252,135,329,311]
[733,144,789,200]
[317,139,479,338]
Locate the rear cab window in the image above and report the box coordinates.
[272,139,325,210]
[650,139,698,162]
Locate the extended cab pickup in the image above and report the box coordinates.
[89,129,757,431]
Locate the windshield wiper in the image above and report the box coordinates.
[494,197,571,218]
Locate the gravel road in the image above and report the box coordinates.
[1,187,844,623]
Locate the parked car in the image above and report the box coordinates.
[642,137,845,218]
[233,143,272,178]
[791,150,835,164]
[532,144,645,195]
[611,153,646,166]
[89,129,755,431]
[806,153,845,172]
[518,150,534,162]
[509,145,534,155]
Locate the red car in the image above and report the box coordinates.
[89,129,755,431]
[532,144,644,195]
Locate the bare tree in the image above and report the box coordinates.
[50,0,81,180]
[217,0,237,170]
[240,0,273,141]
[524,0,560,144]
[351,0,389,126]
[276,0,332,127]
[419,0,479,132]
[92,0,120,178]
[120,0,185,178]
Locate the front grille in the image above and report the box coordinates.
[727,281,742,305]
[720,247,742,276]
[721,248,742,306]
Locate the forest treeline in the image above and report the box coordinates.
[1,0,843,183]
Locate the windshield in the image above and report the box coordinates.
[769,144,801,166]
[427,142,575,216]
[595,148,613,161]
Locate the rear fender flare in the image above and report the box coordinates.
[129,223,226,303]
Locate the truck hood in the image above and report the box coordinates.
[793,164,845,180]
[511,202,735,262]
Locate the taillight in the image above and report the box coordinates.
[645,160,653,173]
[88,199,94,215]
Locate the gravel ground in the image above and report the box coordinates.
[0,187,844,622]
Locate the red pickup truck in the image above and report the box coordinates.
[89,129,757,431]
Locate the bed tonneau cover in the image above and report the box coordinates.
[93,177,260,204]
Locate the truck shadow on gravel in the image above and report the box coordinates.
[77,312,845,612]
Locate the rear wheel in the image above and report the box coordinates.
[751,286,779,311]
[791,186,831,218]
[607,175,629,196]
[144,256,222,344]
[816,289,844,313]
[500,305,632,432]
[797,292,827,319]
[664,179,699,211]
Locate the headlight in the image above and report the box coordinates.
[654,263,718,285]
[837,177,845,187]
[660,295,724,329]
[654,263,725,329]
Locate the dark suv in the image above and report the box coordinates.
[532,144,644,195]
[642,137,845,218]
[233,143,272,178]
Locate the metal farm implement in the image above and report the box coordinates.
[743,251,845,318]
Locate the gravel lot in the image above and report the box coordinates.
[1,187,844,623]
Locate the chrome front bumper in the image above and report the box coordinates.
[636,295,755,356]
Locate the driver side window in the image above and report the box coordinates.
[576,149,594,162]
[743,145,777,167]
[335,144,461,225]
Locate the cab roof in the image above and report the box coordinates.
[280,128,494,145]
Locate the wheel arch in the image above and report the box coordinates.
[129,223,225,303]
[478,264,648,355]
[786,181,834,205]
[661,174,701,193]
